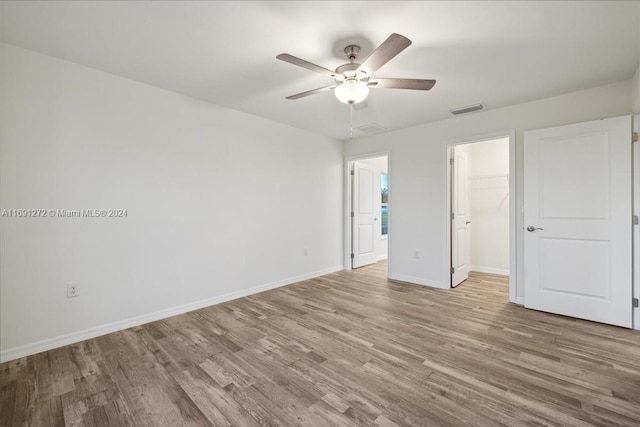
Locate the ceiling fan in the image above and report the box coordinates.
[277,33,435,105]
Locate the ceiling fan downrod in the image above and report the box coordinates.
[344,45,360,63]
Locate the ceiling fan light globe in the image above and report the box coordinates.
[335,80,369,104]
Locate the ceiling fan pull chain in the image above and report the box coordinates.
[350,103,354,140]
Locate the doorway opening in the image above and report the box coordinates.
[345,154,389,272]
[446,135,516,302]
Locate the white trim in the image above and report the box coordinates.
[344,151,391,275]
[508,131,517,304]
[444,144,454,288]
[470,266,510,276]
[633,113,639,330]
[388,273,446,289]
[442,130,518,303]
[0,265,343,363]
[514,297,525,305]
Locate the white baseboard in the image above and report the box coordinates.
[470,266,509,276]
[514,297,525,305]
[387,273,446,289]
[0,265,343,363]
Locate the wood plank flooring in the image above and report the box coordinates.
[2,262,640,426]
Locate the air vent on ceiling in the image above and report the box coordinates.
[358,123,387,134]
[450,103,485,116]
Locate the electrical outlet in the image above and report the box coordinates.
[67,283,80,298]
[303,247,309,256]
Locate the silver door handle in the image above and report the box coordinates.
[466,220,471,224]
[374,218,378,221]
[526,225,544,232]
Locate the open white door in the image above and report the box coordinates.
[524,116,632,327]
[451,147,471,287]
[352,161,377,268]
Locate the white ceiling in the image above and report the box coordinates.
[1,1,639,141]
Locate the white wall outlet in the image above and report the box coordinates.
[67,283,80,298]
[303,247,309,256]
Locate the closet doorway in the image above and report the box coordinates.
[345,154,389,271]
[449,137,511,289]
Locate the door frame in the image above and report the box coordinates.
[634,114,639,330]
[443,131,517,303]
[344,151,391,272]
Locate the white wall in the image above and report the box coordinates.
[0,44,344,361]
[357,156,388,261]
[344,79,632,296]
[468,138,509,275]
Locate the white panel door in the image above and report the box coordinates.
[352,161,377,268]
[452,147,471,287]
[524,116,632,327]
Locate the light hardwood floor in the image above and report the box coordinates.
[2,262,640,426]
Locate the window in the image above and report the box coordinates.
[381,173,388,236]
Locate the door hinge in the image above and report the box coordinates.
[451,212,455,220]
[634,215,639,225]
[450,158,455,165]
[350,170,355,176]
[350,253,354,259]
[633,132,638,143]
[633,298,639,308]
[351,212,354,218]
[451,267,455,274]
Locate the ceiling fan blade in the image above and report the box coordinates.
[285,85,336,100]
[356,33,412,76]
[277,54,336,78]
[369,78,436,91]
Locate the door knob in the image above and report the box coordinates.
[526,225,544,232]
[466,220,471,224]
